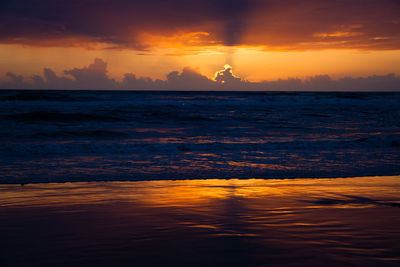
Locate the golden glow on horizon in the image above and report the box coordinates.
[0,44,400,83]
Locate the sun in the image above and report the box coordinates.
[214,64,241,84]
[224,64,232,70]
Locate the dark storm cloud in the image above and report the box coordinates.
[1,58,400,91]
[0,0,399,50]
[0,0,254,48]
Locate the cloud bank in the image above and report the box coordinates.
[1,0,399,50]
[1,58,399,91]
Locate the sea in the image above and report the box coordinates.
[0,90,399,183]
[1,90,400,266]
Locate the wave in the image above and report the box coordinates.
[1,91,80,102]
[8,111,129,123]
[0,90,399,183]
[2,134,399,157]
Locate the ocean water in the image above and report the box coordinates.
[0,90,399,183]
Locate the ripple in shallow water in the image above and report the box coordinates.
[0,176,399,266]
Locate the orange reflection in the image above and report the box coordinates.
[1,176,400,265]
[1,176,399,209]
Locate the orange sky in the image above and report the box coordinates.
[1,0,400,83]
[1,44,399,83]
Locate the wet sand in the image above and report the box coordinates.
[0,176,400,266]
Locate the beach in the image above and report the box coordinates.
[1,176,399,266]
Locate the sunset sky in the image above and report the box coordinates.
[1,0,400,88]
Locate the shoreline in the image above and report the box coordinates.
[1,175,399,265]
[1,175,399,207]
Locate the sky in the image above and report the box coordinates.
[0,0,400,90]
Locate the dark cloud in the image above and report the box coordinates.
[63,58,116,89]
[166,67,216,90]
[1,58,399,91]
[214,0,254,46]
[245,0,400,50]
[6,72,24,83]
[0,0,399,50]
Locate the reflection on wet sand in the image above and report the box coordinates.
[0,176,399,266]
